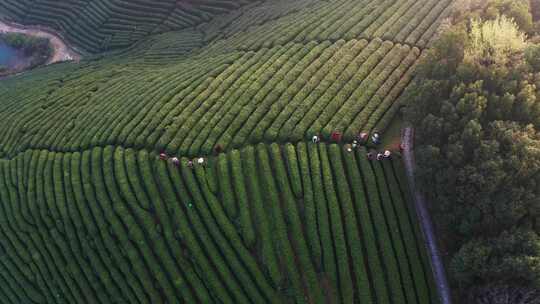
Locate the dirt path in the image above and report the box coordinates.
[0,20,81,64]
[401,127,452,304]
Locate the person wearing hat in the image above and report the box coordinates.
[372,132,381,145]
[358,132,369,144]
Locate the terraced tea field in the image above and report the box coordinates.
[0,145,436,303]
[0,0,452,302]
[0,0,258,53]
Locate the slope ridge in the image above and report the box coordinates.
[0,38,420,158]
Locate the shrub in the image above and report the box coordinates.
[525,44,540,71]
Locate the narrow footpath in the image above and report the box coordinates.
[401,127,452,304]
[0,20,81,64]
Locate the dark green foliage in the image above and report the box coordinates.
[269,143,324,303]
[0,0,258,53]
[0,0,451,158]
[328,144,372,303]
[526,44,540,71]
[357,148,406,303]
[0,143,435,303]
[0,0,450,302]
[451,230,540,288]
[466,284,540,304]
[216,153,238,219]
[318,144,354,303]
[406,12,540,298]
[229,149,256,247]
[384,160,431,304]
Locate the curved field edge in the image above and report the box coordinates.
[0,0,260,53]
[0,38,421,159]
[0,0,453,54]
[0,0,455,159]
[0,143,437,303]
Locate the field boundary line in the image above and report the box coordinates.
[401,126,452,304]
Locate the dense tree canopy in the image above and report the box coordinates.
[405,0,540,300]
[452,0,537,35]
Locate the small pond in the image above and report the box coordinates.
[0,40,21,69]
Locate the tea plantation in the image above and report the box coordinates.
[0,0,258,53]
[0,0,452,302]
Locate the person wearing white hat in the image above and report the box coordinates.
[198,158,205,165]
[312,135,320,143]
[372,132,381,145]
[171,157,180,166]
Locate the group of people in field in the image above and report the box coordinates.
[312,131,399,161]
[159,153,205,168]
[158,131,399,166]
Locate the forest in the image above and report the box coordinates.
[405,0,540,302]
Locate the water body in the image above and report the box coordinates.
[0,40,19,68]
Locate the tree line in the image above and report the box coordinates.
[405,0,540,302]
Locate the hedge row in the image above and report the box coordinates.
[203,0,453,53]
[0,143,437,303]
[0,0,258,52]
[0,39,419,158]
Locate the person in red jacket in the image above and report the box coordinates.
[331,131,342,142]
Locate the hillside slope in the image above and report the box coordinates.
[0,0,257,53]
[0,144,437,303]
[0,0,452,302]
[0,0,453,158]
